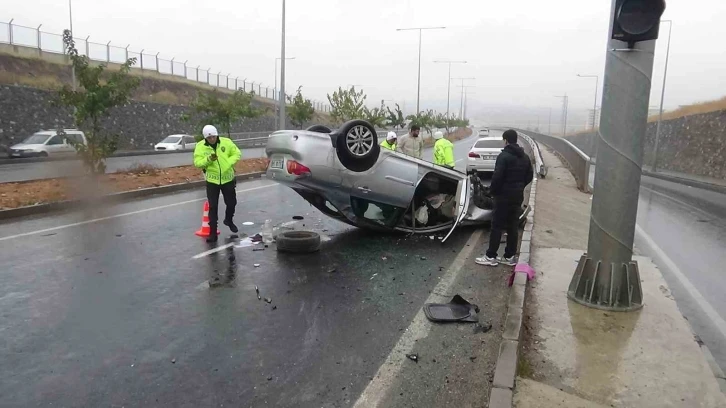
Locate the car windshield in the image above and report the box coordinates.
[161,136,181,143]
[474,140,503,149]
[21,133,51,144]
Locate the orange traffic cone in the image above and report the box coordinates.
[195,201,220,237]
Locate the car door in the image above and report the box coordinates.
[351,154,418,208]
[44,134,65,155]
[441,176,472,243]
[185,136,197,150]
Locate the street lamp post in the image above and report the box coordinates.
[396,26,446,114]
[577,74,600,130]
[275,56,295,115]
[68,0,76,91]
[653,20,673,173]
[434,60,467,128]
[278,0,287,129]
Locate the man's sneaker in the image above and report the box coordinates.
[223,219,239,233]
[500,256,517,266]
[475,256,499,266]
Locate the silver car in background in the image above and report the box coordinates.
[265,120,529,242]
[466,137,505,174]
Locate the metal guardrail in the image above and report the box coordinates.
[518,132,547,178]
[516,129,591,193]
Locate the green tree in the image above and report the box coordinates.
[386,104,406,130]
[406,110,436,136]
[184,88,263,136]
[56,29,140,173]
[326,86,366,123]
[363,100,388,128]
[287,86,315,129]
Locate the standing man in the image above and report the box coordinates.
[194,124,242,243]
[432,130,455,168]
[396,124,423,159]
[381,131,397,151]
[476,129,533,266]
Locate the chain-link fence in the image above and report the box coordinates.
[0,19,331,112]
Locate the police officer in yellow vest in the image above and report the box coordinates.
[433,130,455,168]
[193,124,242,242]
[381,131,397,151]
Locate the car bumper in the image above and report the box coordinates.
[466,159,496,172]
[7,151,42,158]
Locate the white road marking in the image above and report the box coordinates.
[455,159,464,163]
[353,229,484,408]
[0,183,276,242]
[641,185,720,220]
[635,224,726,341]
[191,243,236,259]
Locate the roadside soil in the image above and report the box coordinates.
[0,158,269,210]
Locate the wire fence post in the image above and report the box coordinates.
[37,24,42,50]
[234,77,238,90]
[196,65,200,82]
[84,36,89,57]
[171,57,175,75]
[155,52,160,73]
[106,41,111,62]
[216,71,220,87]
[140,49,144,70]
[184,60,188,78]
[206,68,210,85]
[8,19,13,45]
[125,44,129,62]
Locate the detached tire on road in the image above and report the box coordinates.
[276,231,322,253]
[334,120,380,172]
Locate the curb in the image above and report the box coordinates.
[487,176,537,408]
[0,171,266,222]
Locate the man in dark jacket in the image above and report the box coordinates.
[476,129,534,267]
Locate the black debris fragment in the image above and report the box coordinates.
[272,305,277,310]
[41,233,57,237]
[251,234,263,243]
[267,376,273,381]
[469,356,477,362]
[420,256,427,260]
[327,268,337,273]
[406,353,418,363]
[474,323,493,334]
[255,285,261,300]
[293,216,304,220]
[253,248,265,252]
[264,297,272,304]
[171,359,176,364]
[116,234,123,237]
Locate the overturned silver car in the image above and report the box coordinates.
[265,120,530,242]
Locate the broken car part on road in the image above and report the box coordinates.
[423,295,480,323]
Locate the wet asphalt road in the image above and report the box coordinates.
[0,147,267,183]
[0,134,494,407]
[634,175,726,373]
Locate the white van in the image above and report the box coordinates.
[8,129,87,158]
[154,134,197,151]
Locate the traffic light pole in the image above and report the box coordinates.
[568,0,661,311]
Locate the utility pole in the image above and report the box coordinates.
[653,19,672,172]
[434,60,467,128]
[275,56,295,118]
[278,0,287,130]
[577,74,600,130]
[397,26,446,114]
[452,78,475,119]
[554,95,568,136]
[568,0,664,312]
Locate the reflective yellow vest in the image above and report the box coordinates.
[193,137,242,185]
[381,140,396,151]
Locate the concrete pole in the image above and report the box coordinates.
[278,0,287,130]
[37,24,42,50]
[107,41,111,62]
[653,20,672,172]
[569,0,659,311]
[8,19,12,45]
[416,29,422,113]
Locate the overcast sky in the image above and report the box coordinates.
[5,0,726,127]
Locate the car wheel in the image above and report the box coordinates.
[306,125,332,133]
[276,231,322,253]
[335,120,380,172]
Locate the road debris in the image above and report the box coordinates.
[420,256,427,260]
[171,358,176,364]
[370,273,378,280]
[327,268,337,273]
[264,297,272,304]
[469,356,477,362]
[272,305,277,310]
[405,353,419,363]
[423,295,480,323]
[255,286,261,300]
[293,216,304,220]
[474,323,493,334]
[254,264,261,268]
[242,222,254,226]
[253,248,265,252]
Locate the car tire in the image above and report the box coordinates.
[334,120,380,172]
[306,125,332,133]
[276,231,322,253]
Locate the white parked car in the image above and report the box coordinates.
[154,134,197,151]
[8,129,86,158]
[478,128,490,137]
[467,137,504,174]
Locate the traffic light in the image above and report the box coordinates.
[611,0,666,48]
